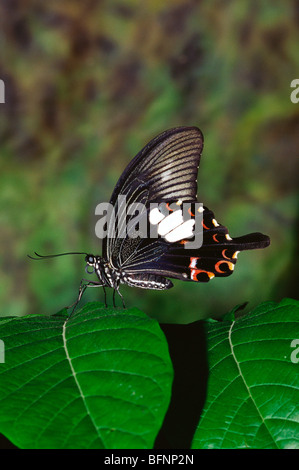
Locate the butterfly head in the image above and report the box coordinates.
[84,254,105,278]
[85,254,96,266]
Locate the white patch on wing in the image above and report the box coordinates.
[189,256,198,268]
[149,208,165,225]
[164,219,195,242]
[158,210,184,236]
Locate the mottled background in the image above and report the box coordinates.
[0,0,298,323]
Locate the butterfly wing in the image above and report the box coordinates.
[101,126,270,289]
[119,205,270,286]
[103,127,203,268]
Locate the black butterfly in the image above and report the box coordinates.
[30,127,270,308]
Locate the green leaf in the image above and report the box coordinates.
[192,298,299,449]
[222,301,248,322]
[0,302,173,449]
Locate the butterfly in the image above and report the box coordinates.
[29,127,270,308]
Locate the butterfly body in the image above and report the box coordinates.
[86,254,173,291]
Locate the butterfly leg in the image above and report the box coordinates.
[103,286,107,308]
[118,289,126,309]
[67,278,104,315]
[114,285,126,309]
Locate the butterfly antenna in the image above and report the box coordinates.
[27,251,88,260]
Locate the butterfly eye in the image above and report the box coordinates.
[85,255,95,264]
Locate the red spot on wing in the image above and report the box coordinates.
[189,258,214,281]
[189,257,199,267]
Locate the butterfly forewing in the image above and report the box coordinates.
[103,127,203,268]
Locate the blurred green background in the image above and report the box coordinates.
[0,0,298,323]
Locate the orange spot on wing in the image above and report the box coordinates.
[215,260,234,273]
[206,271,215,279]
[166,202,173,211]
[202,220,209,230]
[188,208,195,217]
[191,269,215,281]
[213,234,219,243]
[222,249,231,259]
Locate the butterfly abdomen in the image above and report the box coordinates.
[122,273,173,290]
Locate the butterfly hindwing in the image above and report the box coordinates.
[119,205,270,286]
